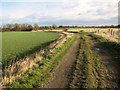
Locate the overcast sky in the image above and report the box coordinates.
[0,0,119,26]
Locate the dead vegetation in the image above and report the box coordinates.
[2,29,120,88]
[37,28,120,43]
[95,29,119,43]
[2,32,73,86]
[67,28,119,43]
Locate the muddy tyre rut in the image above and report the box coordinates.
[44,35,80,88]
[44,34,120,88]
[93,42,120,88]
[89,35,120,89]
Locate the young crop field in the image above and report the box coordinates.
[2,31,120,88]
[5,33,77,88]
[2,31,60,65]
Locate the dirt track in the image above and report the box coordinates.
[90,36,120,88]
[44,35,80,88]
[93,44,120,88]
[44,34,120,88]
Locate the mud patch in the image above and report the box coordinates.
[91,38,120,89]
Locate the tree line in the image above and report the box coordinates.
[0,23,119,32]
[2,24,37,31]
[1,24,58,32]
[58,25,118,28]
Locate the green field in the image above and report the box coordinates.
[7,33,77,88]
[2,31,60,65]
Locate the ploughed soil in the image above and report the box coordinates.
[44,35,80,88]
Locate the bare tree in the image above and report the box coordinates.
[6,24,13,30]
[34,24,39,30]
[28,25,34,31]
[52,24,57,29]
[21,24,28,31]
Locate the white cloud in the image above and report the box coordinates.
[61,0,118,20]
[1,0,119,25]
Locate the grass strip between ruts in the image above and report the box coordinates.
[70,33,105,88]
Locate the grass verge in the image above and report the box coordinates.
[5,33,77,88]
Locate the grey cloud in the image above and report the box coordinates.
[2,14,117,26]
[1,0,118,26]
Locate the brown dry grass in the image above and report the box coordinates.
[68,28,119,43]
[2,32,73,85]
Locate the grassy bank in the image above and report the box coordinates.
[70,33,104,88]
[5,34,77,88]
